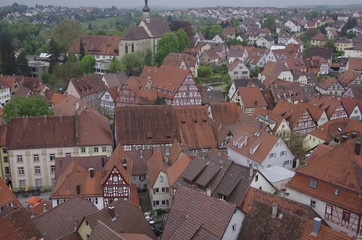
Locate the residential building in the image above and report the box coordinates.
[162,52,198,77]
[286,138,362,237]
[0,126,10,181]
[162,185,244,240]
[310,32,327,47]
[335,38,353,52]
[259,61,293,82]
[227,124,294,169]
[341,97,362,120]
[252,107,291,137]
[0,177,22,211]
[7,113,113,190]
[228,58,250,80]
[235,86,268,115]
[255,35,274,49]
[101,72,128,88]
[315,77,344,96]
[308,95,348,120]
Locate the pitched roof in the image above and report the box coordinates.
[201,90,225,104]
[252,107,285,132]
[55,155,107,179]
[209,102,243,126]
[315,77,337,90]
[114,105,179,145]
[308,118,362,142]
[167,153,191,187]
[306,48,333,60]
[68,74,106,98]
[261,61,290,78]
[162,185,238,240]
[146,148,169,187]
[161,53,197,69]
[88,220,123,240]
[341,97,362,116]
[347,58,362,71]
[122,27,149,40]
[33,196,98,240]
[51,161,103,199]
[310,32,327,41]
[270,80,303,103]
[232,78,265,90]
[0,178,22,209]
[300,220,353,240]
[174,106,217,149]
[297,102,325,123]
[102,72,128,88]
[337,70,360,88]
[0,208,43,240]
[238,86,268,108]
[67,35,121,56]
[83,199,156,239]
[288,137,362,213]
[227,124,280,164]
[141,18,169,38]
[308,95,343,119]
[272,100,312,130]
[30,199,53,216]
[346,84,362,100]
[101,144,133,186]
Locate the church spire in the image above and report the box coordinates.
[142,0,150,22]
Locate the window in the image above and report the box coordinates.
[232,224,237,232]
[34,166,41,174]
[5,167,10,175]
[159,175,164,183]
[2,148,7,154]
[154,200,160,206]
[94,147,99,153]
[139,175,145,181]
[19,180,25,188]
[325,205,333,216]
[49,153,55,161]
[334,188,340,196]
[255,175,258,182]
[283,160,290,166]
[17,155,23,163]
[51,165,55,174]
[280,151,286,157]
[102,147,107,152]
[81,147,86,153]
[310,200,316,208]
[161,187,166,193]
[65,153,71,157]
[33,154,39,162]
[269,153,276,158]
[113,175,118,183]
[154,188,159,194]
[3,156,8,162]
[18,167,24,175]
[108,187,113,194]
[35,179,42,187]
[310,180,318,189]
[51,178,56,186]
[342,211,350,222]
[219,194,226,200]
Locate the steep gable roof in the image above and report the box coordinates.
[162,185,238,240]
[310,32,326,41]
[272,100,312,129]
[261,61,290,78]
[297,102,325,123]
[167,153,191,187]
[83,199,156,239]
[162,53,197,69]
[140,18,169,38]
[305,47,333,60]
[209,102,243,126]
[33,196,98,240]
[114,105,179,145]
[347,58,362,71]
[252,107,285,132]
[68,74,106,98]
[67,35,121,56]
[308,95,344,119]
[238,86,267,108]
[102,72,128,88]
[122,26,149,40]
[0,178,22,209]
[341,97,362,116]
[337,70,360,88]
[315,77,337,90]
[174,106,217,149]
[146,148,169,187]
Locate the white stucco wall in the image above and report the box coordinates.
[222,208,244,240]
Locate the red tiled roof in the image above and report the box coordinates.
[311,32,326,41]
[67,35,121,56]
[0,178,22,208]
[146,148,169,187]
[209,102,243,126]
[238,86,267,108]
[69,74,106,98]
[167,153,191,187]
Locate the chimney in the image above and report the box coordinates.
[108,206,116,219]
[76,184,80,195]
[206,187,211,196]
[311,217,322,236]
[352,132,357,139]
[272,203,278,218]
[89,168,94,178]
[249,165,254,178]
[43,203,48,213]
[356,142,361,155]
[341,135,348,143]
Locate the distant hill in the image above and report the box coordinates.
[289,4,362,10]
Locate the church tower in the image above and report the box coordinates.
[143,0,150,22]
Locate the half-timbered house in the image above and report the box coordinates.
[309,95,348,120]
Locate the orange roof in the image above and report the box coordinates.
[308,95,344,119]
[0,178,23,208]
[101,144,133,185]
[167,153,191,186]
[337,70,360,88]
[50,92,67,105]
[288,138,362,213]
[31,199,53,215]
[348,58,362,71]
[67,35,121,56]
[146,148,169,187]
[238,86,267,108]
[0,76,16,89]
[301,220,353,240]
[311,32,326,41]
[130,184,140,207]
[209,102,242,126]
[341,97,362,116]
[297,102,325,123]
[252,107,285,132]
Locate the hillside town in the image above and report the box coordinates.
[0,0,362,239]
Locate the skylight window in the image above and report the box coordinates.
[310,180,318,189]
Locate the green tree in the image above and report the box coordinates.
[2,96,53,124]
[176,29,190,52]
[231,18,241,28]
[48,38,60,74]
[108,58,124,73]
[80,55,96,74]
[79,39,85,60]
[41,72,51,83]
[154,97,166,105]
[198,65,213,78]
[281,131,306,161]
[51,62,84,85]
[262,15,276,33]
[300,28,318,43]
[155,32,179,66]
[208,24,222,39]
[50,19,82,52]
[121,52,144,76]
[67,53,78,62]
[144,48,153,66]
[224,38,243,46]
[16,50,30,76]
[0,34,17,75]
[346,31,356,39]
[250,66,260,78]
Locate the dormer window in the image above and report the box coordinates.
[334,188,340,196]
[310,179,318,189]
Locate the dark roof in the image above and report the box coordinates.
[122,27,149,40]
[233,78,265,90]
[201,90,225,104]
[67,35,121,56]
[162,185,238,240]
[209,102,243,126]
[33,196,98,240]
[102,72,128,88]
[88,220,123,240]
[84,199,156,239]
[115,105,179,145]
[69,74,106,98]
[305,47,333,60]
[141,19,169,38]
[0,208,43,240]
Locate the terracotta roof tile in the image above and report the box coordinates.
[300,220,353,240]
[68,74,106,98]
[337,70,360,88]
[33,196,98,240]
[0,208,43,240]
[0,178,22,209]
[315,77,337,90]
[308,95,344,119]
[30,199,53,215]
[238,86,267,108]
[305,47,333,60]
[162,185,237,240]
[84,199,156,239]
[311,32,327,41]
[146,148,169,187]
[341,97,362,116]
[297,102,325,123]
[167,153,191,186]
[162,53,197,69]
[347,58,362,71]
[141,18,169,38]
[102,72,128,88]
[123,27,149,40]
[88,220,123,240]
[209,102,243,125]
[67,35,121,56]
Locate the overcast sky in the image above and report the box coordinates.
[1,0,361,8]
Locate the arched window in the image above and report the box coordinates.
[125,44,128,54]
